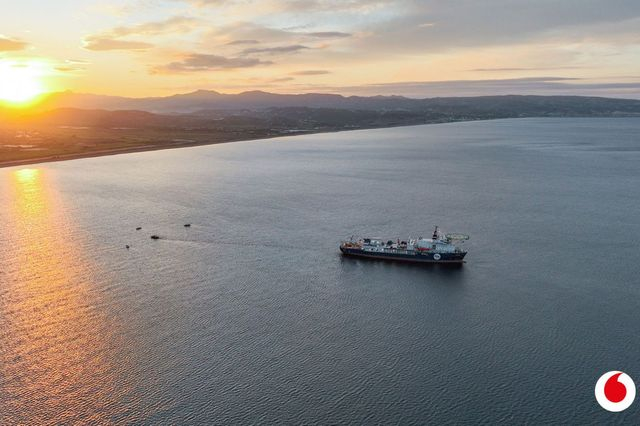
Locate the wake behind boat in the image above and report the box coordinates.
[340,226,469,264]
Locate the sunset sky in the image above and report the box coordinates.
[2,0,640,99]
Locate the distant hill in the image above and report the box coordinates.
[18,108,201,128]
[2,92,639,132]
[34,90,640,116]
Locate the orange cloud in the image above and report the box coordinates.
[82,16,202,52]
[0,36,28,51]
[153,53,272,73]
[290,69,330,75]
[107,16,202,37]
[83,37,154,51]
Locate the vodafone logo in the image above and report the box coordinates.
[595,371,636,412]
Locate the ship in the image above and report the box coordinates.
[339,226,469,264]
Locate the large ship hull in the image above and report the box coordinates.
[340,246,466,264]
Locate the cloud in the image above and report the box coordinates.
[83,37,154,51]
[179,0,391,11]
[192,0,640,64]
[241,44,309,55]
[55,59,90,73]
[182,0,228,6]
[318,77,640,98]
[205,22,351,46]
[107,16,202,38]
[65,59,91,64]
[470,66,585,72]
[154,53,272,73]
[205,22,296,44]
[226,39,260,45]
[83,16,202,52]
[271,77,295,82]
[268,0,394,13]
[305,31,351,38]
[0,36,28,51]
[290,69,330,75]
[55,66,84,72]
[352,1,640,55]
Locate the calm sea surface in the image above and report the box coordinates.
[1,118,639,424]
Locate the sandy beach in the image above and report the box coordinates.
[0,127,314,169]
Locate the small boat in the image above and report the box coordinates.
[150,235,160,240]
[340,226,468,264]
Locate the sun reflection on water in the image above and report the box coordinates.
[0,168,138,424]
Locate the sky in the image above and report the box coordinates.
[1,0,640,98]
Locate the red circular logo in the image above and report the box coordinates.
[595,371,636,412]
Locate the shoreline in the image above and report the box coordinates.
[0,121,441,169]
[1,116,627,169]
[0,132,303,169]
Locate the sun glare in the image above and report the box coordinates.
[0,61,46,106]
[15,168,40,183]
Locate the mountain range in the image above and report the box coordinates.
[34,90,640,116]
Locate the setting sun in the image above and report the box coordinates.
[0,61,45,106]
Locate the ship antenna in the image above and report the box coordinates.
[433,225,439,240]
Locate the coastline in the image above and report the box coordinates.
[0,121,452,169]
[0,132,306,169]
[2,115,628,169]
